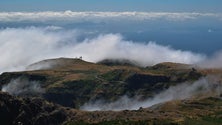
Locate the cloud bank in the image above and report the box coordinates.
[0,27,205,72]
[0,11,221,22]
[81,76,222,111]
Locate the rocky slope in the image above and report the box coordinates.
[0,92,67,125]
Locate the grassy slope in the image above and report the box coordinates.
[64,97,222,125]
[0,58,205,108]
[1,58,222,124]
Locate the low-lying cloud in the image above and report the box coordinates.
[0,27,205,72]
[0,11,220,23]
[1,77,44,95]
[80,76,222,111]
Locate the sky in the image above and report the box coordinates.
[1,0,222,12]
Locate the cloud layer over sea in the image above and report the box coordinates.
[0,11,222,72]
[0,11,221,22]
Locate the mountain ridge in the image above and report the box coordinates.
[1,57,222,125]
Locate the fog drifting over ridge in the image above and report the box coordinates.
[81,76,222,111]
[1,77,44,96]
[0,27,208,72]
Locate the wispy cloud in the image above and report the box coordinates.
[0,11,220,22]
[1,77,44,95]
[81,76,222,111]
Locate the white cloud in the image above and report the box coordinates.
[0,27,205,73]
[0,11,220,22]
[198,51,222,69]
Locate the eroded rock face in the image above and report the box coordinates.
[0,92,67,125]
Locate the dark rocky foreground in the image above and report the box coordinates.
[1,91,222,125]
[0,92,67,125]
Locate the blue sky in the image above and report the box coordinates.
[1,0,222,12]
